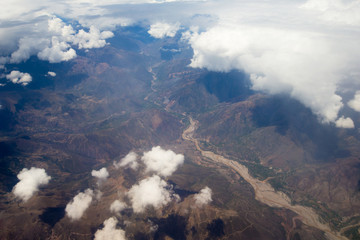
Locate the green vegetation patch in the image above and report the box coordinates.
[344,226,360,240]
[296,198,342,230]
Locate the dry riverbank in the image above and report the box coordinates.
[182,117,347,240]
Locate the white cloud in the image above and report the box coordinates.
[348,91,360,112]
[48,17,76,42]
[127,175,175,213]
[114,152,138,170]
[194,186,212,207]
[38,37,77,63]
[141,146,184,177]
[47,71,56,77]
[148,22,180,38]
[1,0,360,125]
[91,167,109,180]
[0,15,113,64]
[47,17,114,51]
[10,37,49,63]
[110,200,127,214]
[301,0,360,26]
[94,217,126,240]
[79,16,133,30]
[188,20,359,123]
[6,70,32,86]
[94,189,103,200]
[73,26,114,49]
[65,188,94,220]
[335,116,355,129]
[12,167,51,202]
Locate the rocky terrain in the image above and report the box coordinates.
[0,26,360,240]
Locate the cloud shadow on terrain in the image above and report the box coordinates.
[252,95,351,161]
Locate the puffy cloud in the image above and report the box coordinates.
[188,20,359,123]
[114,152,138,170]
[91,167,109,180]
[47,71,56,77]
[47,17,75,42]
[65,188,94,220]
[141,146,184,177]
[94,217,126,240]
[12,167,51,202]
[348,91,360,112]
[0,15,113,64]
[10,37,49,63]
[127,175,175,213]
[194,186,212,207]
[148,22,180,38]
[6,70,32,86]
[73,26,114,49]
[335,116,355,129]
[47,17,114,51]
[110,200,127,214]
[38,37,77,63]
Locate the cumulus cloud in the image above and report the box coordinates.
[6,17,77,64]
[194,186,212,207]
[73,26,114,49]
[94,217,126,240]
[188,22,359,124]
[114,152,138,170]
[91,167,109,180]
[141,146,184,177]
[148,22,180,38]
[181,0,360,125]
[0,15,113,64]
[348,91,360,112]
[47,71,56,77]
[47,17,76,41]
[65,188,94,220]
[127,175,176,213]
[6,70,32,86]
[110,200,128,214]
[38,37,77,63]
[10,37,49,63]
[335,116,355,129]
[12,167,51,202]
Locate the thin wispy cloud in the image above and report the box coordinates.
[110,200,128,214]
[114,152,138,170]
[148,22,180,38]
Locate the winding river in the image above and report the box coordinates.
[182,117,347,240]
